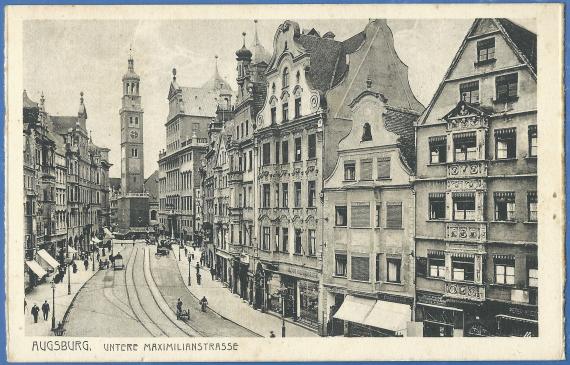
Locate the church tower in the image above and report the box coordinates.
[120,52,144,194]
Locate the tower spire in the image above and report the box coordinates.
[128,45,134,72]
[253,19,260,45]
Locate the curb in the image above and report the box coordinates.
[171,252,263,337]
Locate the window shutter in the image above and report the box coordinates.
[351,204,370,227]
[386,203,403,228]
[360,159,373,180]
[416,257,427,277]
[377,158,391,179]
[351,256,370,281]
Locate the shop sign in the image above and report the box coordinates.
[283,265,319,280]
[507,305,538,320]
[377,293,413,306]
[417,291,446,306]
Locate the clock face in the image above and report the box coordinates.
[130,130,139,140]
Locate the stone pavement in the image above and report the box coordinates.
[24,243,127,336]
[173,245,318,338]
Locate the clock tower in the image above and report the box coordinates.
[120,53,144,194]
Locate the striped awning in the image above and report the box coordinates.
[493,254,515,261]
[494,191,515,200]
[450,252,475,259]
[429,135,447,143]
[494,127,516,137]
[427,249,445,257]
[453,191,475,198]
[453,131,476,141]
[496,314,538,324]
[429,192,446,199]
[26,260,48,278]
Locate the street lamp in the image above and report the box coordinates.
[92,238,95,272]
[187,255,192,286]
[277,285,288,337]
[51,280,56,330]
[66,213,71,295]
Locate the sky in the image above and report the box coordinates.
[23,18,535,179]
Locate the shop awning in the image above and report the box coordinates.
[104,228,115,238]
[333,295,375,324]
[496,314,538,324]
[37,249,59,269]
[67,246,78,254]
[91,237,102,244]
[363,300,411,332]
[26,260,47,278]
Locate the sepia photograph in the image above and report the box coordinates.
[5,3,565,362]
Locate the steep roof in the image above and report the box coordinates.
[496,18,537,73]
[180,87,220,117]
[384,107,418,171]
[144,170,159,202]
[23,90,38,109]
[50,115,86,134]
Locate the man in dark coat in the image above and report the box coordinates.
[210,267,215,281]
[31,304,40,323]
[195,262,200,276]
[41,300,50,321]
[84,258,89,270]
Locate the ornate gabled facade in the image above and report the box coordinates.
[23,90,112,291]
[413,18,537,337]
[158,58,231,242]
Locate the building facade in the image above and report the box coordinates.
[117,54,150,233]
[157,62,228,241]
[23,90,112,290]
[413,18,538,337]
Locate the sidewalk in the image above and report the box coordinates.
[24,243,126,336]
[174,245,318,338]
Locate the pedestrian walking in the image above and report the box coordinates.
[83,258,88,270]
[195,262,200,276]
[24,299,27,314]
[210,267,215,281]
[31,304,39,323]
[199,296,208,312]
[270,331,276,338]
[41,300,50,321]
[72,261,78,273]
[96,252,100,261]
[132,238,135,247]
[176,298,183,314]
[196,272,202,285]
[184,246,188,257]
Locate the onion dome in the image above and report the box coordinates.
[236,32,252,60]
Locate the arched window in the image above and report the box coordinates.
[282,68,290,88]
[135,117,139,125]
[296,70,301,83]
[362,122,373,142]
[151,210,157,220]
[271,83,276,94]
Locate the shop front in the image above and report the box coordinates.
[236,255,250,300]
[215,251,231,285]
[415,291,464,337]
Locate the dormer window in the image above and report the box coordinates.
[460,81,479,104]
[282,68,290,88]
[361,122,372,142]
[477,38,495,64]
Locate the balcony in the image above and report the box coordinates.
[228,206,243,218]
[444,281,485,302]
[41,165,56,179]
[447,160,487,178]
[446,114,488,132]
[228,171,243,184]
[446,222,487,243]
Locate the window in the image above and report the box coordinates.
[282,183,289,208]
[351,204,370,228]
[262,184,271,208]
[452,256,474,282]
[527,191,537,222]
[282,228,288,252]
[454,133,477,161]
[387,258,401,283]
[527,256,538,287]
[248,151,253,170]
[135,117,139,125]
[496,73,518,101]
[273,141,280,164]
[528,125,537,157]
[307,133,317,159]
[294,137,302,161]
[335,206,347,226]
[335,253,347,277]
[375,205,381,227]
[351,256,370,281]
[281,141,289,163]
[429,136,447,164]
[294,229,302,254]
[429,193,446,220]
[495,257,515,285]
[295,97,301,118]
[282,68,289,88]
[236,126,240,140]
[294,182,301,207]
[131,148,138,157]
[344,161,355,181]
[428,253,445,278]
[360,159,373,180]
[361,122,372,142]
[262,227,271,251]
[453,194,476,221]
[262,143,271,165]
[477,37,495,63]
[386,203,403,228]
[495,128,517,159]
[245,120,249,136]
[308,229,316,255]
[274,183,280,207]
[375,254,381,281]
[494,192,516,221]
[274,227,280,251]
[282,102,289,122]
[271,107,277,124]
[306,180,317,208]
[460,81,480,104]
[377,158,390,179]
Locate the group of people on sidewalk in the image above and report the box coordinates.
[25,299,50,323]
